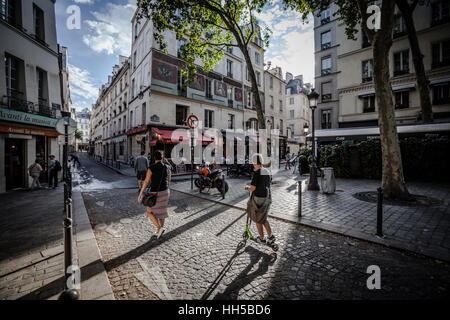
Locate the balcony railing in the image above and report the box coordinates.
[206,93,213,100]
[362,76,373,83]
[321,17,330,25]
[322,94,332,101]
[2,95,56,118]
[321,42,331,50]
[432,59,450,69]
[228,99,233,108]
[227,72,233,79]
[363,107,375,113]
[321,68,332,76]
[395,103,409,109]
[393,69,409,77]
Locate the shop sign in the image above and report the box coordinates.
[0,107,57,128]
[126,125,148,136]
[0,124,58,136]
[367,135,380,140]
[150,115,160,122]
[336,136,345,141]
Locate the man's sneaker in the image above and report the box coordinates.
[157,228,166,239]
[267,235,276,245]
[256,236,266,244]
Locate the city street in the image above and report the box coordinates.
[75,154,450,299]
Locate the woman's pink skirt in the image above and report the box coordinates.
[147,189,170,219]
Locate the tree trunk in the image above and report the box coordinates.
[396,0,433,123]
[373,0,411,200]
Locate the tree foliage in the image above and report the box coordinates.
[138,0,272,129]
[75,129,83,141]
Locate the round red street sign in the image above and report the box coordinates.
[187,114,199,129]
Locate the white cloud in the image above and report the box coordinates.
[82,0,136,56]
[74,0,94,4]
[68,64,99,102]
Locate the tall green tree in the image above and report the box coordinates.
[137,0,271,129]
[285,0,411,200]
[75,129,83,141]
[396,0,433,123]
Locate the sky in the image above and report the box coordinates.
[55,0,314,112]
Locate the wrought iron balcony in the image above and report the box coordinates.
[1,94,57,118]
[228,99,234,108]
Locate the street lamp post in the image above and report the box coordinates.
[307,88,320,191]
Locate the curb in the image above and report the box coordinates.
[96,161,135,177]
[170,188,450,264]
[72,191,115,300]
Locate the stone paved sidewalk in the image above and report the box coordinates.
[171,169,450,262]
[0,185,113,300]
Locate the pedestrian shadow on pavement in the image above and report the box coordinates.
[210,245,276,300]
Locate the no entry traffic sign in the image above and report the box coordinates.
[187,114,199,129]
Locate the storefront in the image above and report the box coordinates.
[0,107,59,192]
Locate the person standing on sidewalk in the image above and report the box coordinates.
[138,150,171,239]
[245,154,275,245]
[28,159,43,190]
[48,155,60,189]
[135,151,149,192]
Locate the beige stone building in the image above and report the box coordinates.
[336,2,450,132]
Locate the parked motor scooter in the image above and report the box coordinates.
[194,164,229,194]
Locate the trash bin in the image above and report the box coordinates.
[320,167,336,194]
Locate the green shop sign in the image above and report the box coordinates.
[0,107,57,128]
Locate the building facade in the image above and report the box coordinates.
[314,2,340,130]
[0,0,63,193]
[285,73,311,154]
[75,108,90,151]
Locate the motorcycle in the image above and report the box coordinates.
[194,165,229,194]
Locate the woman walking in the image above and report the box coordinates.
[138,150,171,239]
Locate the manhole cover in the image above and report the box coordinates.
[353,191,442,207]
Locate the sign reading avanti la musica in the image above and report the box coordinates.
[0,107,57,128]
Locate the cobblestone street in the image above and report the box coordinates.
[82,187,450,300]
[171,168,450,262]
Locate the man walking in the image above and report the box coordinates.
[135,151,149,191]
[48,155,59,189]
[28,159,43,190]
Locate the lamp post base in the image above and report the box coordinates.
[307,164,320,191]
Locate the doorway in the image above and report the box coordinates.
[5,138,26,190]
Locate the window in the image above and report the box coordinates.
[246,90,253,108]
[394,50,409,76]
[280,119,283,133]
[321,31,331,50]
[227,60,233,78]
[36,67,48,107]
[433,83,450,105]
[228,114,235,129]
[177,39,185,58]
[432,0,450,26]
[320,9,331,24]
[256,71,261,86]
[226,46,233,54]
[432,40,450,68]
[204,109,214,128]
[363,95,375,112]
[129,111,133,127]
[394,91,409,109]
[134,23,138,39]
[270,95,274,109]
[270,116,274,129]
[1,0,21,26]
[33,4,45,42]
[321,110,331,129]
[141,103,146,125]
[206,78,213,99]
[133,51,137,70]
[227,88,233,107]
[289,124,295,136]
[287,88,291,95]
[362,59,373,82]
[131,79,135,97]
[176,105,188,125]
[5,53,23,100]
[321,81,332,102]
[279,100,283,111]
[290,110,295,119]
[290,97,294,105]
[393,14,407,38]
[246,67,250,81]
[362,29,371,48]
[279,83,282,94]
[270,77,273,89]
[255,52,260,65]
[321,56,332,75]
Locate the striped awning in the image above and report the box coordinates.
[392,83,415,91]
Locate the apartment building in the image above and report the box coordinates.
[338,1,450,128]
[285,73,311,154]
[75,108,90,151]
[98,56,130,162]
[124,8,267,163]
[314,2,340,130]
[90,101,103,158]
[0,0,63,193]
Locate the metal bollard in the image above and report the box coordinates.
[298,180,302,217]
[376,187,383,237]
[222,175,225,199]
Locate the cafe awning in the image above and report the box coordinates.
[149,127,214,146]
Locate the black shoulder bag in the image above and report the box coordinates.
[142,163,167,207]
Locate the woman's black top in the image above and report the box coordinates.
[149,162,169,192]
[250,168,270,197]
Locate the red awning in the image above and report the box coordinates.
[150,127,214,146]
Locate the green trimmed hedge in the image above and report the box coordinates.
[309,137,450,182]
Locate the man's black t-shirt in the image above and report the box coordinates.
[149,162,169,192]
[250,168,270,197]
